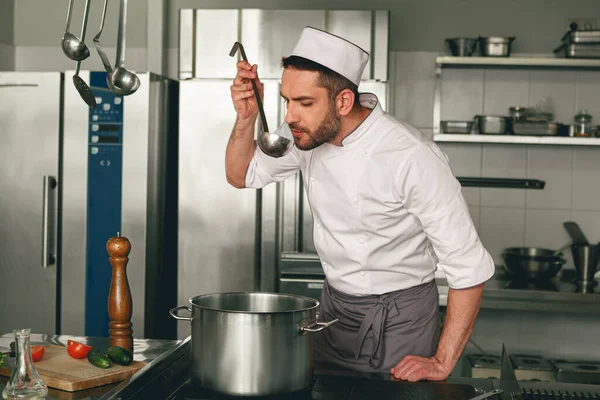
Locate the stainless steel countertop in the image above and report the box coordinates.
[0,333,180,400]
[280,253,600,314]
[436,269,600,313]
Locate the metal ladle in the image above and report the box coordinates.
[229,42,293,158]
[61,0,90,61]
[93,0,126,95]
[107,0,140,96]
[72,0,96,108]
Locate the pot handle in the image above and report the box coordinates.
[169,305,192,321]
[299,318,339,335]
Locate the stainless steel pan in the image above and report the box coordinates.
[502,246,568,281]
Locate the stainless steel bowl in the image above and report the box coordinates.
[445,38,478,56]
[479,36,515,57]
[502,247,566,281]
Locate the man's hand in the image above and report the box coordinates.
[390,355,451,382]
[230,61,263,121]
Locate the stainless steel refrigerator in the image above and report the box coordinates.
[0,73,61,335]
[0,71,179,340]
[177,8,390,339]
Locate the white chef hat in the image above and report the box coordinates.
[289,26,369,86]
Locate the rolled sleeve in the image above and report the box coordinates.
[393,143,495,289]
[245,123,302,189]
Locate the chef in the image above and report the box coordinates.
[225,26,495,382]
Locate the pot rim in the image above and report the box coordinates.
[187,291,320,314]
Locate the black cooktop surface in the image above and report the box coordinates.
[169,375,479,400]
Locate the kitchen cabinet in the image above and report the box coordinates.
[433,56,600,146]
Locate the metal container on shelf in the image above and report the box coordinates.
[475,115,511,134]
[445,38,478,56]
[561,29,600,45]
[509,106,527,121]
[554,43,600,59]
[441,120,474,134]
[512,122,567,136]
[478,36,515,57]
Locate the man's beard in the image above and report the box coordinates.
[289,102,341,151]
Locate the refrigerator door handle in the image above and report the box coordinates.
[42,175,57,268]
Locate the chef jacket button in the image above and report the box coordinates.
[353,197,359,203]
[310,177,315,183]
[363,151,368,156]
[316,221,321,229]
[358,238,364,244]
[360,271,366,276]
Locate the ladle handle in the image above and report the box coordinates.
[95,0,109,41]
[80,0,92,41]
[65,0,75,32]
[116,0,127,68]
[229,42,269,133]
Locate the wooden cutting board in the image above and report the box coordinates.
[0,344,145,392]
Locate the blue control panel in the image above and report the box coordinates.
[85,72,124,337]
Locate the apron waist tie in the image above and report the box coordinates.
[353,293,401,369]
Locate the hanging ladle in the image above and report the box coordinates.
[61,0,90,61]
[93,0,112,75]
[72,0,97,108]
[229,42,294,158]
[107,0,140,96]
[93,0,126,95]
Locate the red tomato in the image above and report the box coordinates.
[31,346,45,362]
[67,340,92,359]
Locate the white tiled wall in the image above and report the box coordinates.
[392,51,600,363]
[391,51,600,263]
[0,42,15,70]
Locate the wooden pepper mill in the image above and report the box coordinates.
[107,232,133,352]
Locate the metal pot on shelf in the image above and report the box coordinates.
[478,36,515,57]
[475,115,511,134]
[445,38,478,56]
[170,292,338,397]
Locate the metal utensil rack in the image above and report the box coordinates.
[433,56,600,146]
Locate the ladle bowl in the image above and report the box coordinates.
[61,0,89,61]
[62,32,90,61]
[106,0,140,96]
[108,67,140,95]
[257,132,294,158]
[229,41,294,158]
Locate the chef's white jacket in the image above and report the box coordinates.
[245,94,495,296]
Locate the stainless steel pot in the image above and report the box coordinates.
[170,292,338,397]
[475,115,511,134]
[479,36,515,57]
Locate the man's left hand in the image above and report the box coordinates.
[390,355,451,382]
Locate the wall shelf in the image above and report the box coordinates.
[434,134,600,146]
[436,56,600,69]
[433,56,600,143]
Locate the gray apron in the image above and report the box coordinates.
[314,279,440,373]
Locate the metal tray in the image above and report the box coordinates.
[561,30,600,45]
[441,120,473,134]
[554,43,600,59]
[512,122,567,136]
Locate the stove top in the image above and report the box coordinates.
[168,375,479,400]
